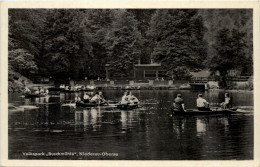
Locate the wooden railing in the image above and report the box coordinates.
[190,76,252,83]
[189,77,217,83]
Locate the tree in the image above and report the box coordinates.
[148,10,207,79]
[209,28,249,87]
[103,10,142,78]
[8,10,46,57]
[128,9,156,63]
[9,49,38,77]
[200,9,253,72]
[42,10,93,79]
[80,9,115,79]
[8,9,253,84]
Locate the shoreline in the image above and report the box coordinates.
[8,84,253,93]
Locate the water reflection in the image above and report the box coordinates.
[8,90,254,160]
[196,119,206,136]
[73,107,140,133]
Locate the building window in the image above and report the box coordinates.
[144,70,156,78]
[158,71,166,78]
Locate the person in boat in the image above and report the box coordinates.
[98,91,105,101]
[98,91,108,105]
[39,87,44,94]
[173,94,185,112]
[60,84,65,89]
[81,85,86,91]
[44,88,49,94]
[34,89,40,95]
[83,92,90,103]
[121,91,129,104]
[90,92,101,103]
[196,94,211,111]
[71,86,75,91]
[75,94,82,103]
[24,86,31,94]
[221,93,231,109]
[127,91,139,104]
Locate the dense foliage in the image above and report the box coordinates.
[8,9,253,82]
[103,10,142,77]
[200,9,253,75]
[148,10,207,79]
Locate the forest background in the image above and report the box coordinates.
[8,9,253,87]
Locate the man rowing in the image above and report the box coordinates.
[120,91,139,105]
[196,94,211,111]
[120,92,129,104]
[83,92,90,103]
[127,91,139,104]
[24,86,31,94]
[90,91,107,104]
[173,94,185,112]
[98,91,107,104]
[75,94,82,103]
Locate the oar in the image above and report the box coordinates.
[107,100,120,104]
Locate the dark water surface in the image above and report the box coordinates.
[8,90,253,160]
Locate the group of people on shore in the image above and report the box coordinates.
[24,86,49,95]
[61,84,95,91]
[173,93,231,112]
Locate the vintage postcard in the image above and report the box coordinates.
[0,1,259,167]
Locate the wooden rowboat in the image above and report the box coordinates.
[62,89,80,93]
[76,102,108,107]
[24,93,47,98]
[48,87,64,91]
[171,107,238,115]
[116,103,139,110]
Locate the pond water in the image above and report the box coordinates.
[8,90,254,160]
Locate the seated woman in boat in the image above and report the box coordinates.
[44,88,49,94]
[196,94,211,111]
[98,92,106,102]
[81,85,86,90]
[221,93,231,109]
[99,91,109,105]
[173,94,185,112]
[71,86,75,91]
[34,89,40,95]
[120,92,129,104]
[90,92,101,103]
[75,84,81,91]
[83,92,90,103]
[60,84,65,89]
[39,87,44,94]
[24,87,31,94]
[75,94,82,103]
[65,85,70,90]
[127,91,139,104]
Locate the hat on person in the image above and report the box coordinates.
[177,94,182,97]
[198,94,203,97]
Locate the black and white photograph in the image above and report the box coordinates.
[1,1,259,166]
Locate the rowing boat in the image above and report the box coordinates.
[116,103,139,110]
[24,93,47,98]
[48,87,64,91]
[76,102,108,107]
[62,89,81,93]
[171,107,238,115]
